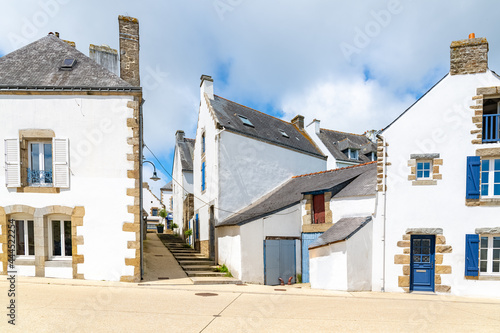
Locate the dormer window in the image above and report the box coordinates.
[279,129,289,138]
[238,115,254,127]
[344,148,358,160]
[366,152,376,161]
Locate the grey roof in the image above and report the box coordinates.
[208,95,325,158]
[0,35,136,89]
[176,138,195,171]
[217,162,376,227]
[161,181,173,191]
[318,129,376,163]
[308,216,372,250]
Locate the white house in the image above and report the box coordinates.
[143,182,164,231]
[216,162,376,285]
[305,119,377,169]
[193,75,327,259]
[171,130,194,238]
[374,34,500,297]
[0,16,144,282]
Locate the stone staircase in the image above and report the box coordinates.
[157,234,242,285]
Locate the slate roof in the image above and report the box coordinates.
[176,138,195,171]
[308,216,372,250]
[318,129,376,163]
[161,181,173,191]
[0,35,136,89]
[208,95,325,158]
[217,162,376,227]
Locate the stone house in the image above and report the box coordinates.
[193,75,327,259]
[305,119,377,169]
[171,130,194,239]
[0,16,144,282]
[374,34,500,297]
[216,162,376,285]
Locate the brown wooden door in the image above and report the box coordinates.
[313,194,325,224]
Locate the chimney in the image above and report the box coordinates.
[200,75,214,100]
[450,34,488,75]
[89,44,119,75]
[118,15,140,86]
[176,130,185,142]
[291,115,305,130]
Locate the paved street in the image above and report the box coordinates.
[1,275,500,333]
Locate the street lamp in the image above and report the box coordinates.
[143,160,160,181]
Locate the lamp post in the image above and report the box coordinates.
[140,160,160,280]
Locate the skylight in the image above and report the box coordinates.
[238,115,254,127]
[60,58,76,70]
[279,129,289,138]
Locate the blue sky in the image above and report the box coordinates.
[2,1,500,196]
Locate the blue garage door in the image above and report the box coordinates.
[264,239,296,286]
[301,232,322,283]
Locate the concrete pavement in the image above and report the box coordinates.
[1,275,500,332]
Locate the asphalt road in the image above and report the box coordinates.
[1,276,500,332]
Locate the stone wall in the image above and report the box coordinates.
[118,16,140,86]
[450,37,488,75]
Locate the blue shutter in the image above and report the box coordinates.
[465,234,479,277]
[201,161,205,191]
[195,214,199,239]
[466,156,480,199]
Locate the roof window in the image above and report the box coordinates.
[279,129,289,138]
[238,115,254,127]
[60,58,76,70]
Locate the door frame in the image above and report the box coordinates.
[410,234,435,292]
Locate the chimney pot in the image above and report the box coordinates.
[469,33,475,39]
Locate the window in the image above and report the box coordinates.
[279,129,289,138]
[152,208,158,216]
[344,148,358,160]
[482,99,500,143]
[416,160,432,180]
[28,142,53,186]
[366,152,376,162]
[480,159,500,197]
[479,235,500,274]
[15,219,34,257]
[201,161,206,191]
[49,219,72,258]
[201,133,206,154]
[312,194,325,224]
[238,115,254,127]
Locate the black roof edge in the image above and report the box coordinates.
[224,127,327,160]
[380,73,448,134]
[308,216,372,250]
[216,202,300,228]
[0,85,142,92]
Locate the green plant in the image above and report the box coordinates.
[171,222,178,229]
[184,229,193,236]
[159,209,167,218]
[216,264,233,277]
[297,274,302,284]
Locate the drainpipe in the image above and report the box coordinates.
[376,133,387,292]
[139,97,145,281]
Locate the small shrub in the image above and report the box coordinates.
[297,274,302,284]
[184,229,193,237]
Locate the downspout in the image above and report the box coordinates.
[139,97,145,280]
[376,133,387,292]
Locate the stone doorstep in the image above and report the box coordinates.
[186,271,228,277]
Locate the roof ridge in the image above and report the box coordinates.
[214,94,292,127]
[320,128,366,137]
[292,161,376,179]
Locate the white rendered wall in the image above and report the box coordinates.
[172,144,194,236]
[0,95,136,281]
[346,221,372,291]
[379,71,500,297]
[143,186,162,223]
[216,226,242,279]
[305,121,337,170]
[218,130,326,222]
[330,196,375,223]
[310,241,348,290]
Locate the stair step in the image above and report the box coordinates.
[179,260,216,266]
[190,277,243,285]
[182,265,219,271]
[174,256,211,260]
[185,271,227,277]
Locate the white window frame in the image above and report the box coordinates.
[416,159,433,180]
[480,158,500,198]
[347,148,359,160]
[14,218,35,258]
[479,235,500,275]
[47,215,72,260]
[28,141,53,187]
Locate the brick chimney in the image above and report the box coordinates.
[118,15,140,86]
[450,34,488,75]
[291,115,305,130]
[200,75,214,100]
[176,130,185,142]
[89,44,119,75]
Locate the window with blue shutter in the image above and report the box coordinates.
[466,156,481,199]
[195,214,199,240]
[465,234,480,276]
[201,161,206,191]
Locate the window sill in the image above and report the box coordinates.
[466,275,500,281]
[466,198,500,206]
[14,259,35,266]
[412,180,437,186]
[17,187,60,193]
[45,260,72,267]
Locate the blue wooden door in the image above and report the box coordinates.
[410,235,435,292]
[264,239,296,285]
[301,233,322,283]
